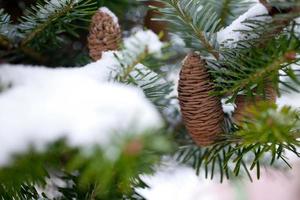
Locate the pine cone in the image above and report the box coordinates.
[88,8,121,61]
[233,83,277,124]
[178,53,224,146]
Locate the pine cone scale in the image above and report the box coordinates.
[88,8,121,61]
[178,53,224,146]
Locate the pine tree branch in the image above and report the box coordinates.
[20,1,76,46]
[154,0,221,59]
[19,0,97,51]
[219,0,232,26]
[0,133,172,199]
[114,45,173,109]
[207,1,300,100]
[1,0,97,64]
[20,46,47,63]
[118,50,149,82]
[259,0,300,35]
[168,0,220,59]
[219,51,295,96]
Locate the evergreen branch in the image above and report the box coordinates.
[20,2,74,46]
[168,0,219,59]
[263,3,300,39]
[204,0,254,26]
[117,50,149,82]
[235,103,300,144]
[219,51,295,96]
[153,0,221,59]
[219,0,232,26]
[212,32,300,97]
[0,133,172,199]
[19,46,48,63]
[0,9,15,49]
[176,103,300,181]
[113,35,173,109]
[19,0,97,47]
[0,140,73,199]
[115,50,173,108]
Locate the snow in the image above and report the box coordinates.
[83,29,164,81]
[0,64,162,165]
[217,3,270,47]
[81,51,120,81]
[136,161,234,200]
[124,30,164,56]
[277,93,300,108]
[136,157,300,200]
[36,0,80,19]
[99,7,119,25]
[0,29,165,165]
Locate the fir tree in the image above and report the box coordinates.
[0,0,299,199]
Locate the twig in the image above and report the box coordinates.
[219,0,232,26]
[20,1,74,46]
[0,35,11,49]
[257,0,300,47]
[20,46,47,63]
[170,1,220,60]
[220,53,295,95]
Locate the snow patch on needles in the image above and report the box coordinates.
[0,64,162,165]
[99,7,119,25]
[136,161,233,200]
[0,30,165,165]
[217,3,270,47]
[124,30,164,57]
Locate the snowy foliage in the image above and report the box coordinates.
[123,30,164,57]
[99,7,119,25]
[217,2,270,47]
[0,30,165,165]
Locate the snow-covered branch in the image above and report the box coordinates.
[0,30,165,165]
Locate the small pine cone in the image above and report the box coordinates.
[233,83,277,124]
[178,53,224,146]
[88,8,121,61]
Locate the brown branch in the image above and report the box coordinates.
[0,35,12,50]
[259,0,299,17]
[20,46,47,63]
[220,52,294,96]
[259,0,273,14]
[257,0,300,46]
[20,1,74,47]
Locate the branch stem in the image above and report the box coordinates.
[21,1,74,46]
[219,0,231,26]
[220,52,296,95]
[0,35,11,49]
[118,50,148,82]
[170,0,220,60]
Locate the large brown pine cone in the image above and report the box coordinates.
[233,83,277,124]
[178,53,225,146]
[88,8,121,61]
